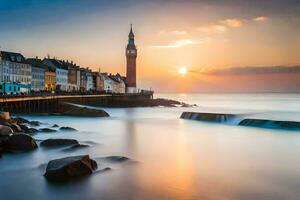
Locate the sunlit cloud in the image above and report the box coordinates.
[198,24,228,33]
[220,18,243,27]
[151,39,205,48]
[254,16,268,22]
[159,30,188,35]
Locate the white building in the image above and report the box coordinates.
[100,73,113,93]
[109,74,126,94]
[0,51,32,86]
[86,70,94,91]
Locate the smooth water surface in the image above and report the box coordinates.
[1,93,300,200]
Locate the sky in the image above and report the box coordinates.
[0,0,299,93]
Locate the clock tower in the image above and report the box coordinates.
[126,24,137,93]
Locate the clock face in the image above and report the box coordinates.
[127,49,136,54]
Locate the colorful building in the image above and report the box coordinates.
[44,66,56,92]
[43,59,68,91]
[26,58,45,92]
[0,51,31,93]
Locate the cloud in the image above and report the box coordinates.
[159,30,188,35]
[253,16,268,22]
[220,18,243,27]
[198,24,228,33]
[151,39,201,48]
[205,66,300,75]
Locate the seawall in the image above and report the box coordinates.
[180,111,300,130]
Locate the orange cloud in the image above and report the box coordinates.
[151,39,200,48]
[220,18,243,27]
[198,24,228,33]
[254,16,268,22]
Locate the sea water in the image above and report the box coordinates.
[1,93,300,200]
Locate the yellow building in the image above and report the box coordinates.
[44,67,56,91]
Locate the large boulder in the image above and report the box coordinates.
[44,155,98,182]
[40,139,79,147]
[0,112,10,123]
[10,123,22,133]
[0,125,14,136]
[4,134,38,152]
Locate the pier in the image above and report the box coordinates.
[0,93,154,114]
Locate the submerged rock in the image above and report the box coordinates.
[52,124,59,128]
[39,128,57,133]
[104,156,130,162]
[60,103,109,117]
[59,127,77,131]
[0,125,14,136]
[44,155,98,182]
[4,133,38,152]
[40,139,79,147]
[19,124,38,134]
[27,121,41,127]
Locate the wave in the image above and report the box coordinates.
[180,112,300,130]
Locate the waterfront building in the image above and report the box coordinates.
[43,59,68,91]
[0,51,31,93]
[92,71,103,91]
[44,65,56,91]
[100,73,113,93]
[109,74,126,93]
[26,58,45,92]
[0,83,30,94]
[79,68,87,92]
[64,61,79,92]
[126,25,137,93]
[86,69,94,91]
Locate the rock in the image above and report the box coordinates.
[11,117,29,124]
[40,139,79,147]
[104,156,129,162]
[52,124,59,128]
[39,128,57,133]
[19,124,38,134]
[60,103,109,117]
[10,123,22,133]
[44,155,98,182]
[0,112,11,123]
[4,134,38,152]
[27,121,41,127]
[59,127,77,131]
[0,125,14,136]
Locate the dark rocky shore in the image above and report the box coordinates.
[0,111,131,182]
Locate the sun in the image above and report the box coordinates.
[178,67,188,75]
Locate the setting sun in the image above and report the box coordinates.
[178,67,188,75]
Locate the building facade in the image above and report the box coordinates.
[26,58,45,92]
[126,25,137,93]
[86,69,94,91]
[44,66,56,91]
[65,61,79,92]
[43,59,68,91]
[109,74,126,93]
[92,72,103,91]
[0,51,31,93]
